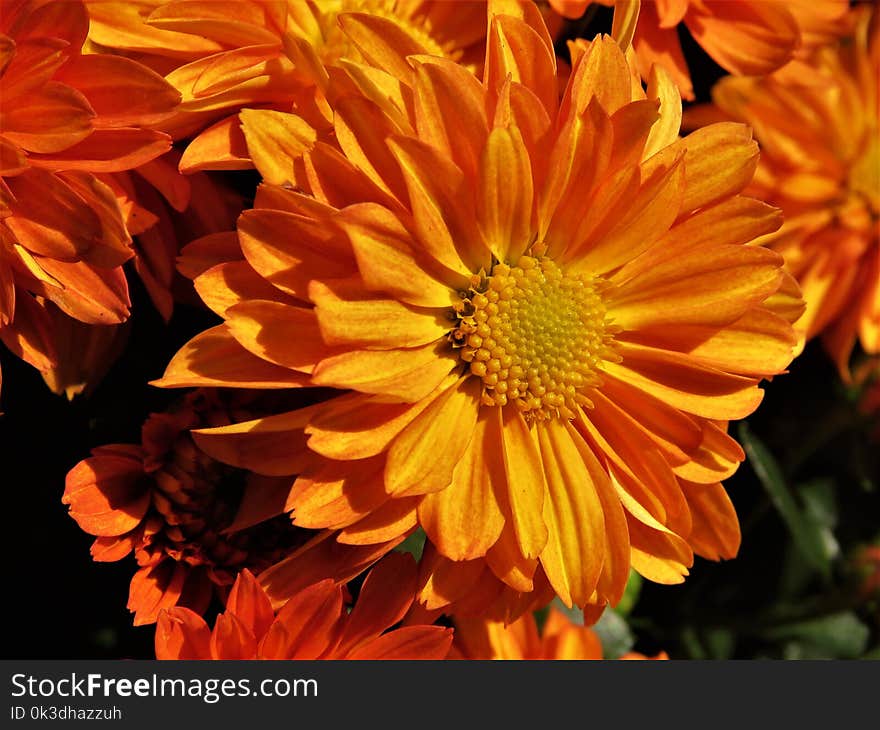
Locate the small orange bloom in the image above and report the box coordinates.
[155,553,453,659]
[552,0,851,100]
[159,4,801,620]
[454,606,666,659]
[63,389,399,625]
[703,6,879,378]
[84,0,489,174]
[0,0,181,392]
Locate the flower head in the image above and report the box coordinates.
[553,0,851,100]
[702,5,879,378]
[155,553,453,659]
[161,5,802,618]
[84,0,489,173]
[0,0,181,392]
[63,389,398,624]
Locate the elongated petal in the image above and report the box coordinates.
[156,608,211,660]
[418,408,506,561]
[224,570,275,644]
[537,421,604,607]
[312,342,454,402]
[339,203,460,306]
[385,378,480,495]
[192,407,316,477]
[501,408,548,559]
[310,277,449,350]
[154,324,310,388]
[54,54,180,128]
[605,342,764,419]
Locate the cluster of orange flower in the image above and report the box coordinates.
[2,0,876,660]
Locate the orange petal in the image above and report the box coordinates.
[686,0,798,77]
[501,408,549,559]
[477,123,534,263]
[310,277,449,350]
[226,300,334,373]
[37,257,130,325]
[336,497,419,545]
[485,522,538,593]
[192,407,316,477]
[536,421,605,607]
[240,109,315,185]
[179,114,252,173]
[338,202,460,306]
[210,611,258,660]
[224,569,275,643]
[337,12,426,83]
[418,407,506,561]
[155,608,211,660]
[485,14,557,120]
[4,168,101,260]
[258,531,401,609]
[290,456,388,530]
[605,342,764,420]
[194,260,294,317]
[412,56,487,179]
[54,54,180,128]
[677,122,759,214]
[154,324,310,389]
[258,580,344,659]
[346,626,452,660]
[672,420,745,484]
[312,342,455,402]
[29,128,172,173]
[128,561,188,626]
[306,391,442,461]
[177,231,242,280]
[237,207,355,300]
[337,552,418,654]
[385,377,481,495]
[62,448,148,537]
[387,135,489,275]
[608,244,784,330]
[682,481,741,560]
[1,81,93,154]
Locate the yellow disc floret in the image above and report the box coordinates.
[453,255,615,421]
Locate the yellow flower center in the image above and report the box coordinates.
[453,255,613,421]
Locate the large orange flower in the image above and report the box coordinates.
[156,554,453,659]
[698,6,879,378]
[552,0,851,100]
[0,0,180,393]
[84,0,488,174]
[159,3,802,619]
[63,389,400,625]
[454,606,666,659]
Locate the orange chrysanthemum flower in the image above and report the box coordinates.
[698,6,879,378]
[0,0,182,392]
[155,554,453,659]
[84,0,488,174]
[63,389,400,625]
[453,606,666,659]
[160,4,802,618]
[552,0,851,100]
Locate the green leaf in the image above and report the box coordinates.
[395,528,426,561]
[550,597,584,626]
[766,612,870,659]
[615,570,643,615]
[738,423,831,579]
[593,608,634,659]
